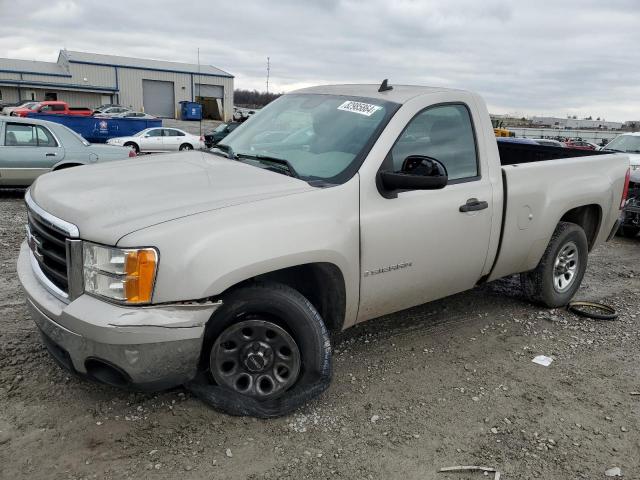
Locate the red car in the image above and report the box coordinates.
[12,101,93,117]
[563,140,598,150]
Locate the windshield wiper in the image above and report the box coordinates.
[211,143,237,159]
[236,153,300,179]
[602,147,623,152]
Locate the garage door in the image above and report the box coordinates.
[195,84,223,98]
[142,80,175,118]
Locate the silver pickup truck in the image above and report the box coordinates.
[17,83,630,416]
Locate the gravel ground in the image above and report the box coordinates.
[0,191,638,480]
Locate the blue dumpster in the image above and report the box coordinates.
[180,101,202,121]
[25,113,162,143]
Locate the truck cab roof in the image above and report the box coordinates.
[293,83,469,104]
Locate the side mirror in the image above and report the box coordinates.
[379,155,448,191]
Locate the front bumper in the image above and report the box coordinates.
[17,242,221,390]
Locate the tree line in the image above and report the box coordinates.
[234,89,281,108]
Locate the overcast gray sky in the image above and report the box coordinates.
[0,0,638,121]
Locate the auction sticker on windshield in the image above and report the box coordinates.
[337,100,382,116]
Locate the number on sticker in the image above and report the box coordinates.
[337,101,382,117]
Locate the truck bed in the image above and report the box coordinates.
[487,149,628,282]
[497,141,608,166]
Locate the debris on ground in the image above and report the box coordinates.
[531,355,554,366]
[605,466,622,477]
[439,465,501,479]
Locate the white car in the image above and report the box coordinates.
[106,127,204,154]
[112,111,156,119]
[94,106,132,117]
[2,101,39,116]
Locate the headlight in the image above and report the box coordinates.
[83,242,158,304]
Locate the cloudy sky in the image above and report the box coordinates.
[0,0,638,121]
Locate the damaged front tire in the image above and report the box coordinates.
[186,282,332,418]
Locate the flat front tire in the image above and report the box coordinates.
[521,221,588,307]
[195,282,332,417]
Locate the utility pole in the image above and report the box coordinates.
[197,47,202,136]
[266,56,270,95]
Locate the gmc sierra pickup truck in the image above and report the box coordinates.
[18,83,631,416]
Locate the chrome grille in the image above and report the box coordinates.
[27,210,69,292]
[25,190,82,302]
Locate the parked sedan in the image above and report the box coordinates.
[2,101,39,116]
[112,111,156,119]
[204,122,240,148]
[533,138,565,148]
[0,116,135,186]
[564,140,599,150]
[106,127,204,153]
[93,106,132,117]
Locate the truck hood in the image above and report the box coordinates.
[30,151,315,244]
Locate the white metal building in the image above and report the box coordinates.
[0,50,234,120]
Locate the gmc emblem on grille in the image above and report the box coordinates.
[26,226,44,263]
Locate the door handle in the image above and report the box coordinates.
[459,198,488,212]
[45,153,57,157]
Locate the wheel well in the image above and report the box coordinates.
[53,163,82,171]
[560,204,601,250]
[180,143,193,148]
[225,263,346,332]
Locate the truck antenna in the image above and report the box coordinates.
[378,79,393,92]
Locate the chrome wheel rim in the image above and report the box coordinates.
[210,319,301,400]
[553,241,579,293]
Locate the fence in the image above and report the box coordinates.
[508,127,623,145]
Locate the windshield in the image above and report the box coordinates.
[214,93,398,183]
[604,135,640,153]
[214,123,228,133]
[134,129,151,137]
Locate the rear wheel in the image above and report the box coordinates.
[521,222,588,307]
[179,143,193,151]
[124,142,139,154]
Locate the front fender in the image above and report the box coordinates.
[118,176,361,325]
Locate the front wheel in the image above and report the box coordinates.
[521,221,588,307]
[188,282,332,417]
[179,143,193,151]
[123,142,139,154]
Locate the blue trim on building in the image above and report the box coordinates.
[114,66,119,103]
[68,60,234,79]
[0,68,72,78]
[0,79,118,92]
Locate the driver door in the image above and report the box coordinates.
[140,128,164,151]
[358,103,494,321]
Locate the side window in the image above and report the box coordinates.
[51,104,65,112]
[5,123,37,146]
[36,126,58,147]
[146,129,162,137]
[390,104,478,181]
